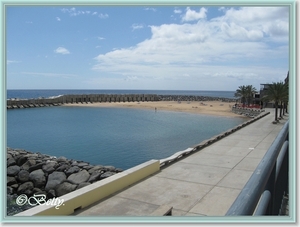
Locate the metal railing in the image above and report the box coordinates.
[226,120,289,215]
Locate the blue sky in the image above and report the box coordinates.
[6,5,289,91]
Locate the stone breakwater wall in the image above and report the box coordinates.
[6,148,123,200]
[231,106,265,118]
[157,95,236,102]
[7,94,159,109]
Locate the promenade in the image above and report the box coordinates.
[74,108,288,216]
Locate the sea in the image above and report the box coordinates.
[6,89,244,170]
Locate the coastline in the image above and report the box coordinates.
[62,100,246,118]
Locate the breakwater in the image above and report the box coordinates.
[232,106,265,118]
[7,148,123,215]
[7,93,237,109]
[157,95,236,102]
[7,94,159,109]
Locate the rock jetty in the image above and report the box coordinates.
[7,148,123,201]
[157,95,236,102]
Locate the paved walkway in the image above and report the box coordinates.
[74,109,288,216]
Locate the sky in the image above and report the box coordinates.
[6,4,290,91]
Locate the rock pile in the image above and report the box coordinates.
[158,95,236,102]
[6,148,123,199]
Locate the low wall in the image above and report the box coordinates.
[14,159,160,216]
[7,94,159,109]
[231,106,265,117]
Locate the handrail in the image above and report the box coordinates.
[226,120,289,215]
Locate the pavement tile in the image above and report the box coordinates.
[234,157,261,171]
[246,148,268,159]
[156,162,231,185]
[189,186,241,216]
[217,169,253,189]
[117,176,213,211]
[181,152,244,169]
[75,196,159,216]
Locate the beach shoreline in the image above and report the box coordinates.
[62,100,246,118]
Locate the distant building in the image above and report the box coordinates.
[260,71,289,109]
[260,84,274,108]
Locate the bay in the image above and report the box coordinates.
[7,105,245,170]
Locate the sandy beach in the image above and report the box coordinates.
[63,100,245,118]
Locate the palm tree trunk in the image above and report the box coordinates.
[275,102,278,122]
[279,101,283,119]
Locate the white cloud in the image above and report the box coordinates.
[215,7,289,41]
[182,7,207,22]
[174,9,182,14]
[98,37,105,40]
[144,8,156,12]
[92,7,289,90]
[132,23,144,31]
[98,13,109,19]
[56,17,61,21]
[54,47,70,55]
[61,7,108,18]
[7,60,21,64]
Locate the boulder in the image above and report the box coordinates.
[45,171,66,192]
[56,164,70,172]
[68,170,90,184]
[100,171,116,180]
[16,155,28,166]
[55,182,77,197]
[21,159,36,171]
[10,184,19,190]
[7,158,16,167]
[42,161,58,173]
[82,165,94,170]
[28,162,45,172]
[7,176,17,186]
[29,169,46,188]
[104,166,116,171]
[18,170,30,183]
[47,189,56,198]
[65,166,80,176]
[88,172,101,183]
[56,156,67,163]
[88,165,103,174]
[17,182,34,195]
[115,168,123,173]
[7,165,20,176]
[77,162,89,168]
[77,182,91,190]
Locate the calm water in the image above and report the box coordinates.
[7,105,245,170]
[7,89,243,170]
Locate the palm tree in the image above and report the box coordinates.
[235,85,257,107]
[234,85,247,107]
[245,85,257,107]
[262,82,288,123]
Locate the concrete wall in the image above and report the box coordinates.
[7,94,159,109]
[15,159,160,216]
